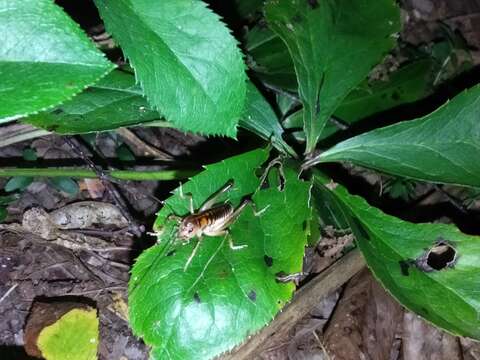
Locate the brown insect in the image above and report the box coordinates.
[168,180,253,271]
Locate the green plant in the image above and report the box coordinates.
[2,0,480,359]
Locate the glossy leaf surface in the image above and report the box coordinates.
[0,0,114,122]
[265,0,400,152]
[130,149,311,359]
[245,25,297,91]
[284,59,435,142]
[239,82,296,156]
[312,84,480,187]
[314,174,480,339]
[94,0,247,137]
[24,71,159,133]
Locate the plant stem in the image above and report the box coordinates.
[0,167,197,181]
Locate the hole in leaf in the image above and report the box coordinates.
[399,260,411,276]
[264,255,273,267]
[46,124,59,132]
[302,220,308,230]
[415,240,457,272]
[52,108,64,115]
[193,292,201,304]
[248,290,256,302]
[307,0,319,9]
[166,250,176,257]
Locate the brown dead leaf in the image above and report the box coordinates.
[323,269,403,360]
[402,311,463,360]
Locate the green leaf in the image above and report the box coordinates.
[245,25,297,92]
[5,176,33,192]
[129,149,311,359]
[0,0,114,122]
[0,194,18,206]
[310,84,480,187]
[265,0,400,153]
[239,82,296,156]
[335,59,434,123]
[24,71,160,134]
[0,207,7,223]
[116,144,136,161]
[314,174,480,339]
[94,0,247,137]
[49,177,79,196]
[37,308,99,360]
[284,59,435,143]
[23,148,38,161]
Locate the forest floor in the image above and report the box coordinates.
[1,0,480,359]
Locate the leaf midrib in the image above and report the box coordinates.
[118,2,220,108]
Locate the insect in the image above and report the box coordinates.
[167,180,252,271]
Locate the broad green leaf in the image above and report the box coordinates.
[265,0,400,153]
[24,71,159,133]
[0,207,7,222]
[335,59,434,124]
[309,83,480,187]
[245,25,297,92]
[129,149,311,359]
[37,308,99,360]
[284,59,435,142]
[94,0,247,137]
[5,176,33,192]
[239,82,296,157]
[314,174,480,339]
[0,0,114,122]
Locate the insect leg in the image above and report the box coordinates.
[184,238,203,272]
[228,234,247,250]
[257,157,286,192]
[199,179,235,212]
[178,183,194,214]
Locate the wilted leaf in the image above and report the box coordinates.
[37,308,99,360]
[0,0,114,122]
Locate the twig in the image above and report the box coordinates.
[0,124,50,148]
[116,127,174,161]
[66,285,127,296]
[0,167,196,180]
[434,184,469,214]
[263,83,300,102]
[223,249,365,360]
[0,283,18,304]
[312,330,331,360]
[64,136,144,236]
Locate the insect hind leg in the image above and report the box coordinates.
[184,237,203,271]
[199,179,235,212]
